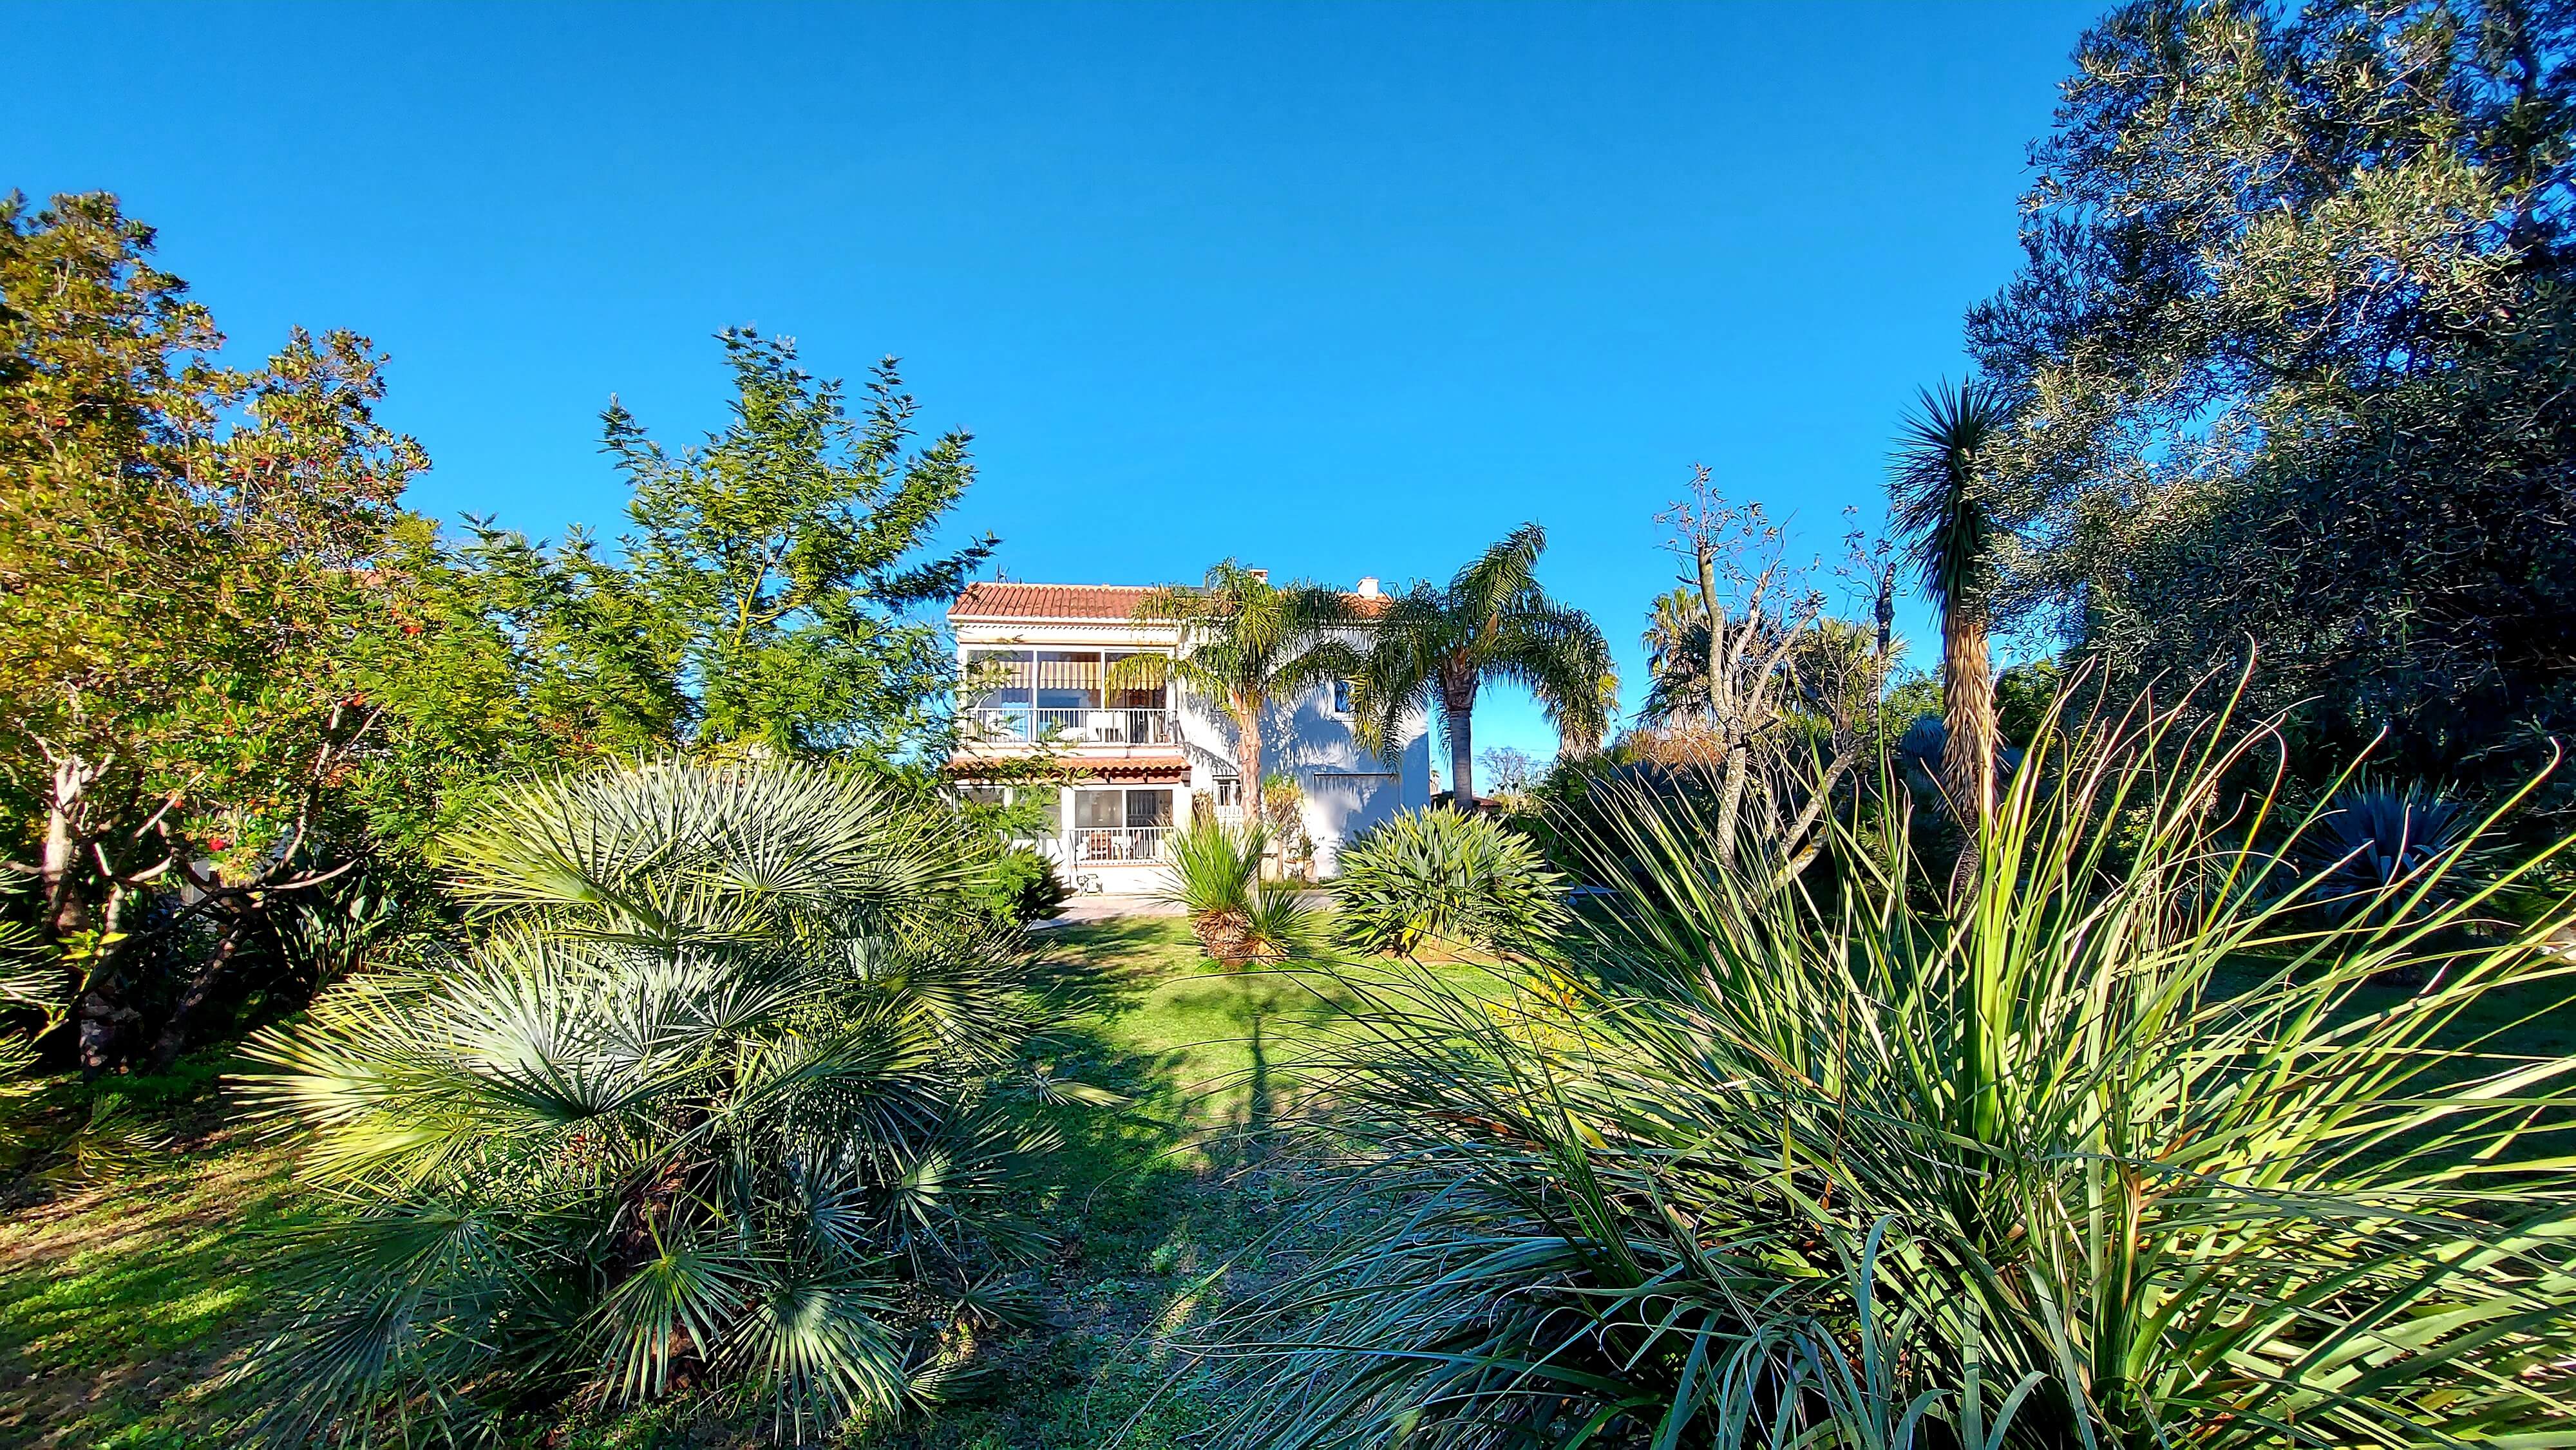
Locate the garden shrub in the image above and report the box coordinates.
[1204,688,2576,1450]
[976,843,1072,925]
[1331,806,1566,956]
[236,758,1080,1444]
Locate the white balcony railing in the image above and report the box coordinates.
[967,706,1173,746]
[1069,826,1171,863]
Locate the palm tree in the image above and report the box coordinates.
[1352,524,1612,809]
[1889,378,2011,839]
[1124,561,1360,828]
[236,759,1066,1444]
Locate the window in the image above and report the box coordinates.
[1212,775,1243,808]
[1034,650,1104,710]
[1074,787,1173,830]
[1332,678,1353,715]
[1104,651,1168,710]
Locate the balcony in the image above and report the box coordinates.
[967,706,1175,746]
[1068,825,1171,863]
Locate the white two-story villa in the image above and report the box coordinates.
[947,577,1434,891]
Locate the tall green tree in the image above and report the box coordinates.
[1128,562,1359,827]
[0,192,433,1068]
[1888,379,2011,839]
[1967,0,2576,793]
[469,329,994,763]
[1352,525,1611,809]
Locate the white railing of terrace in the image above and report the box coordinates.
[966,706,1174,746]
[1068,826,1171,863]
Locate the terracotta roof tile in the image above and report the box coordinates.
[949,582,1160,621]
[951,580,1390,621]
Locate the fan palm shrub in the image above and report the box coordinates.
[1206,686,2576,1449]
[1331,805,1568,957]
[236,759,1070,1445]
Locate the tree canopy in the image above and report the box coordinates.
[1969,0,2576,794]
[464,330,994,763]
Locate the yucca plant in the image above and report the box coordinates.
[1159,814,1267,966]
[1204,683,2576,1449]
[236,759,1069,1445]
[1331,805,1568,957]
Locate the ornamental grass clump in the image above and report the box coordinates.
[236,759,1076,1445]
[1204,684,2576,1450]
[1331,805,1567,957]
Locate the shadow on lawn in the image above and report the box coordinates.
[873,921,1330,1449]
[0,1115,309,1449]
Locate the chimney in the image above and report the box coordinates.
[1356,576,1381,599]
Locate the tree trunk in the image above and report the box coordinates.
[1712,740,1750,871]
[40,749,101,941]
[71,882,137,1073]
[1445,676,1476,809]
[1944,611,1998,900]
[148,910,247,1072]
[1233,693,1265,828]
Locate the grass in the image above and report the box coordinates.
[866,918,1501,1450]
[0,1108,311,1449]
[0,916,1502,1450]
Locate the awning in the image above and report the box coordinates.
[947,754,1191,785]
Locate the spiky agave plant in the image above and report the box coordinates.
[236,759,1067,1445]
[1202,683,2576,1449]
[2287,779,2489,929]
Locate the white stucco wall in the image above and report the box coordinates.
[949,611,1433,877]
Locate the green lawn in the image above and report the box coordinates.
[0,1124,307,1449]
[9,918,2551,1449]
[0,918,1501,1450]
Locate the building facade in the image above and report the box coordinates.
[946,579,1432,892]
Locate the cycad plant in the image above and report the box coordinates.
[238,760,1066,1445]
[1331,805,1567,957]
[1205,685,2576,1449]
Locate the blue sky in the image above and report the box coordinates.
[4,0,2090,758]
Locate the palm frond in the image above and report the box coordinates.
[1888,377,2009,613]
[238,757,1056,1444]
